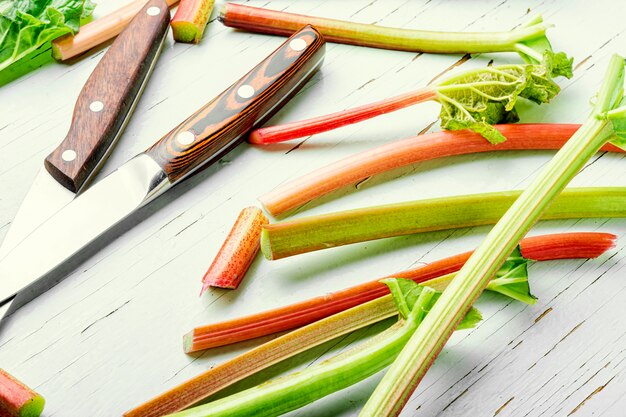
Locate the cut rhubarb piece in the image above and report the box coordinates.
[171,0,215,43]
[0,369,45,417]
[201,207,268,292]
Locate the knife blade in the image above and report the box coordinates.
[0,0,170,261]
[0,26,326,313]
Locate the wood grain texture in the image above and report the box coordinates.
[1,1,626,417]
[44,0,169,193]
[144,25,325,183]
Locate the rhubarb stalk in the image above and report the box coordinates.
[0,368,45,417]
[360,54,626,416]
[259,124,624,216]
[220,5,570,62]
[201,206,268,292]
[261,187,626,260]
[185,232,614,352]
[249,59,566,145]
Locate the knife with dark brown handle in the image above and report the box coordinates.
[145,25,326,184]
[45,0,170,193]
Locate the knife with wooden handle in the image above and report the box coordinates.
[0,26,326,316]
[0,0,170,318]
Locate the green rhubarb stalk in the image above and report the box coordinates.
[261,187,626,260]
[220,5,572,74]
[166,282,481,417]
[360,54,626,416]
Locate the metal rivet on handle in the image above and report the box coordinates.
[147,6,161,16]
[89,101,104,112]
[177,131,195,146]
[62,150,77,162]
[289,38,307,52]
[237,85,255,99]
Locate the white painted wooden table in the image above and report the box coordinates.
[1,1,626,416]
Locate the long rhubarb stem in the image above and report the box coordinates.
[260,124,624,216]
[52,0,179,61]
[261,187,626,260]
[184,233,615,352]
[0,368,45,417]
[248,88,438,144]
[360,54,626,416]
[220,4,549,54]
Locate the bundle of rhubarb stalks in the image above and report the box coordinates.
[3,2,625,417]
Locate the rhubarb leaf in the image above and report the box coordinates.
[486,246,536,304]
[382,278,481,329]
[435,64,560,143]
[0,0,95,72]
[542,50,574,79]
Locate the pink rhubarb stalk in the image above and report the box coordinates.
[248,88,438,145]
[260,124,624,216]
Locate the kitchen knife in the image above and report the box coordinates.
[0,0,170,261]
[0,26,326,316]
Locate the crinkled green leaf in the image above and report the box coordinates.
[543,50,574,79]
[436,64,560,143]
[486,246,537,304]
[0,0,95,72]
[382,278,481,329]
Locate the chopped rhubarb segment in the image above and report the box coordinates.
[201,206,268,292]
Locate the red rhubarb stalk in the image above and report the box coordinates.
[0,369,45,417]
[184,232,615,352]
[248,88,437,145]
[201,207,268,292]
[171,0,215,43]
[260,124,624,216]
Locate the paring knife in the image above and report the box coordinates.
[0,25,326,318]
[0,0,170,318]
